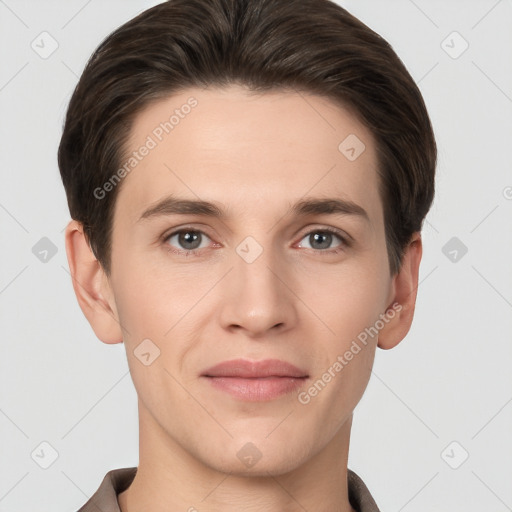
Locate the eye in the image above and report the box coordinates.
[164,229,212,253]
[297,228,348,253]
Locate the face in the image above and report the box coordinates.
[105,85,396,475]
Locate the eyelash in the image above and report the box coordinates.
[162,226,351,257]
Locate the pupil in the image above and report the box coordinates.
[180,231,201,249]
[311,232,331,250]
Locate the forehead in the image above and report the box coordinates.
[114,85,382,226]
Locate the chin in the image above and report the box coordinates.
[200,435,312,477]
[215,454,304,478]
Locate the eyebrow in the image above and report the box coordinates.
[291,197,369,222]
[138,195,370,223]
[139,196,224,221]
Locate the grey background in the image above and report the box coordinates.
[1,0,511,511]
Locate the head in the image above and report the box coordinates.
[60,0,435,476]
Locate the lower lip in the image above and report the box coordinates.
[203,376,307,401]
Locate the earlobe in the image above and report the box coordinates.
[377,233,423,350]
[64,220,123,344]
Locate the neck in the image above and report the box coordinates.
[118,400,356,512]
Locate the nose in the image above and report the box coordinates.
[218,240,298,338]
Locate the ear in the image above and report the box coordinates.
[64,220,123,344]
[377,232,423,350]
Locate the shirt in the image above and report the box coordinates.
[76,466,381,512]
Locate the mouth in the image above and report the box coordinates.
[201,359,309,401]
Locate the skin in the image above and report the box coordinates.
[65,85,422,512]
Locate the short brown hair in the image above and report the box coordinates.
[58,0,436,276]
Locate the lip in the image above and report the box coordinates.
[201,359,309,401]
[202,358,308,378]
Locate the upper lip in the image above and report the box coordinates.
[201,359,309,378]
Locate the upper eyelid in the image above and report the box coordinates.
[164,225,347,237]
[164,228,215,247]
[163,225,350,248]
[295,229,349,251]
[297,228,346,243]
[162,225,213,241]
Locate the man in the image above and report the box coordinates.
[58,0,436,510]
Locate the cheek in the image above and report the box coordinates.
[110,255,216,386]
[111,251,202,338]
[307,258,388,410]
[300,257,389,347]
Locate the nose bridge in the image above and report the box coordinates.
[234,234,283,301]
[220,233,296,334]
